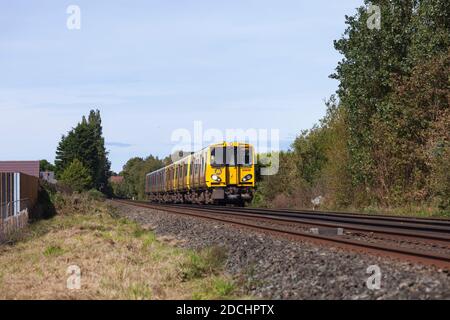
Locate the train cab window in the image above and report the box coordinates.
[237,147,253,166]
[210,147,234,165]
[210,146,252,166]
[210,147,225,166]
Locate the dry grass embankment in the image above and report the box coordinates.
[0,193,239,299]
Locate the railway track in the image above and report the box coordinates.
[170,204,450,241]
[113,199,450,269]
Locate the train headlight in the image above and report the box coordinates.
[211,174,221,182]
[242,174,253,182]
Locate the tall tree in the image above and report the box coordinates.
[331,0,417,194]
[87,110,111,191]
[55,109,111,192]
[331,0,450,206]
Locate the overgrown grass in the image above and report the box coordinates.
[191,277,237,300]
[181,246,228,280]
[43,245,64,257]
[0,194,241,299]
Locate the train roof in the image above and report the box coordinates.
[145,142,254,176]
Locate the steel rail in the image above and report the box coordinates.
[113,199,450,269]
[125,201,450,242]
[172,204,450,229]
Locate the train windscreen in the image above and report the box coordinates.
[210,146,252,166]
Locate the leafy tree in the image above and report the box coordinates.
[87,110,111,191]
[59,159,93,192]
[39,160,55,172]
[118,155,164,199]
[331,0,450,206]
[372,50,450,206]
[331,0,418,195]
[255,1,449,212]
[55,109,111,192]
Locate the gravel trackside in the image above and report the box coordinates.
[110,201,450,300]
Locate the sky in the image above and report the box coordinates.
[0,0,363,173]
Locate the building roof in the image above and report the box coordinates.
[0,161,40,178]
[110,176,124,184]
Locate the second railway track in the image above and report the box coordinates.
[113,199,450,269]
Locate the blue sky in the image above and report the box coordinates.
[0,0,362,172]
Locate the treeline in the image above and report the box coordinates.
[256,0,449,213]
[112,156,168,199]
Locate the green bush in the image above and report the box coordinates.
[87,189,106,201]
[181,246,227,280]
[59,159,93,192]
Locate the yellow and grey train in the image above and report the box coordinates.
[145,142,255,205]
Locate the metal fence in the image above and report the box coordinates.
[0,172,20,219]
[0,199,31,219]
[0,172,38,241]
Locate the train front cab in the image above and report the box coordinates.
[206,142,255,204]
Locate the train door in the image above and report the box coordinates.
[192,156,197,188]
[186,156,191,190]
[176,164,179,190]
[162,170,166,193]
[178,164,182,190]
[173,165,176,191]
[200,152,205,187]
[166,167,170,191]
[189,156,193,189]
[195,155,200,188]
[226,146,238,185]
[183,161,188,190]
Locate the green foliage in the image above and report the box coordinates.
[59,159,93,192]
[255,97,353,209]
[86,189,106,201]
[116,155,164,199]
[55,109,111,193]
[329,0,449,208]
[255,1,449,212]
[181,246,227,280]
[254,151,304,207]
[371,51,450,206]
[212,278,235,296]
[39,160,55,172]
[43,245,64,257]
[331,0,450,203]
